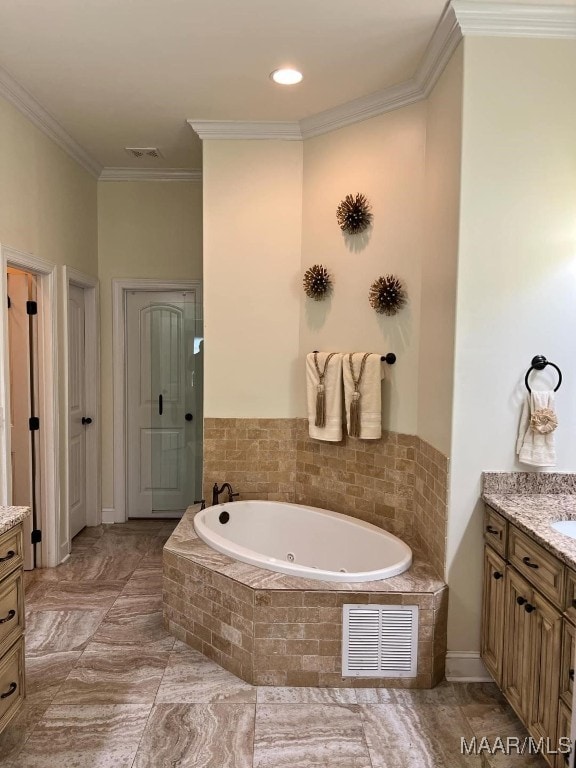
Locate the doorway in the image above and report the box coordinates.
[113,280,203,522]
[6,268,38,569]
[63,267,100,541]
[0,245,59,567]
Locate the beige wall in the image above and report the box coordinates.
[299,104,427,432]
[447,37,576,654]
[418,45,463,457]
[97,181,203,510]
[0,94,98,562]
[0,97,98,274]
[202,140,303,418]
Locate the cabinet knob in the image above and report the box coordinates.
[569,669,574,682]
[493,572,503,580]
[522,556,539,570]
[517,596,527,606]
[486,526,499,535]
[524,603,536,613]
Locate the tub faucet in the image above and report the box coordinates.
[212,482,239,506]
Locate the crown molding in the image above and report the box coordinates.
[416,2,463,96]
[0,64,102,178]
[452,1,576,38]
[99,167,202,182]
[188,120,302,140]
[299,78,423,139]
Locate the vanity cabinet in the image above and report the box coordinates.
[482,507,570,767]
[0,522,25,735]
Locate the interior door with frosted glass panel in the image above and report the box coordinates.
[126,290,200,517]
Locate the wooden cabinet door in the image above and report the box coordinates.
[555,700,572,768]
[559,619,575,710]
[527,589,562,755]
[481,546,506,685]
[503,567,533,721]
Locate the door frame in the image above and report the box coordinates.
[0,244,59,567]
[62,267,100,536]
[112,278,202,523]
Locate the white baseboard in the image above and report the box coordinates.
[101,508,119,524]
[445,652,492,682]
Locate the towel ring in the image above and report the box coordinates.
[524,355,562,393]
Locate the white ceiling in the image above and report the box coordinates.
[0,0,450,169]
[0,0,573,171]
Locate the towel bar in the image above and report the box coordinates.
[312,351,396,365]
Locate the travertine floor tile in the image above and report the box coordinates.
[155,642,255,704]
[90,594,175,651]
[7,704,151,768]
[121,568,163,596]
[132,703,255,768]
[53,647,170,705]
[461,702,548,766]
[0,651,82,761]
[36,553,143,582]
[360,703,478,767]
[25,610,108,653]
[355,680,456,705]
[257,686,357,704]
[253,704,371,768]
[25,580,125,611]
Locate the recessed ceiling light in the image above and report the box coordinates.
[270,68,303,86]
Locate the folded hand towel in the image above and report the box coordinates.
[343,353,383,440]
[516,391,557,467]
[306,352,343,441]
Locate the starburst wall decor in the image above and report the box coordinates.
[336,193,372,235]
[369,274,407,316]
[303,264,332,300]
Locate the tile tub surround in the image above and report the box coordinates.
[203,418,448,577]
[163,510,448,688]
[0,506,30,535]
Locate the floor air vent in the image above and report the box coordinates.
[342,604,418,678]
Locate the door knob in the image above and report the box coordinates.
[81,417,92,425]
[185,413,193,422]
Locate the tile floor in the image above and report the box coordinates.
[0,521,546,767]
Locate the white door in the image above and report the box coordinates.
[7,271,34,569]
[68,284,88,538]
[126,291,197,518]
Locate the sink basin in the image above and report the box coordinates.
[551,520,576,539]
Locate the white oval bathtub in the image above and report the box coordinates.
[193,500,412,582]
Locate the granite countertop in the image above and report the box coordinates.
[0,506,30,536]
[483,492,576,571]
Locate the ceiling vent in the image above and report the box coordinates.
[124,147,163,159]
[342,604,418,678]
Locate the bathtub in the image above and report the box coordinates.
[193,500,412,582]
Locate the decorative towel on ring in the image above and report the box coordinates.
[306,352,343,441]
[343,352,383,440]
[516,391,558,467]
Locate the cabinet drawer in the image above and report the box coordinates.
[0,639,24,733]
[509,526,565,608]
[0,526,23,582]
[560,619,575,709]
[484,506,508,557]
[0,570,24,658]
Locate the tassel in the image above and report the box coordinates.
[315,383,326,428]
[349,390,361,438]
